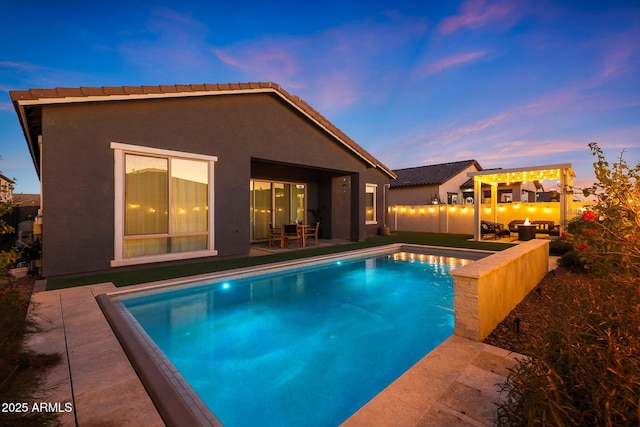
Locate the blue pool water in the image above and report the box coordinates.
[122,252,469,426]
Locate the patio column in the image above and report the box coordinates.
[473,177,481,240]
[490,183,498,225]
[559,167,573,231]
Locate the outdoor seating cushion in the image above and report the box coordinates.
[508,220,526,233]
[532,220,560,235]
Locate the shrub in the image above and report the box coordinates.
[548,238,572,256]
[563,143,640,277]
[496,275,640,426]
[497,143,640,425]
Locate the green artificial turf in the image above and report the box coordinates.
[46,232,513,290]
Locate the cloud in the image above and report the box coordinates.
[375,73,638,173]
[413,50,489,78]
[596,29,640,80]
[115,8,217,79]
[437,0,523,35]
[0,61,75,91]
[0,61,44,73]
[213,40,301,85]
[211,13,429,112]
[0,102,14,112]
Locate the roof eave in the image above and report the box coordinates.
[12,101,40,178]
[11,83,396,179]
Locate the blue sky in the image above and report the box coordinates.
[1,0,638,195]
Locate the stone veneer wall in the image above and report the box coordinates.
[450,239,549,341]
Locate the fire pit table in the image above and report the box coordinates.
[518,224,537,241]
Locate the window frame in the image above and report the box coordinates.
[111,142,218,267]
[365,183,377,225]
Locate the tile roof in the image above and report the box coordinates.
[0,173,14,184]
[10,82,395,178]
[12,193,40,205]
[390,160,481,188]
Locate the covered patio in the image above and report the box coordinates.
[467,164,575,241]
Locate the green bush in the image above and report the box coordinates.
[548,238,573,256]
[557,249,586,271]
[496,143,640,425]
[564,143,640,277]
[496,275,640,426]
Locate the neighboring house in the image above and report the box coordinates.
[459,175,543,204]
[0,173,14,202]
[11,82,395,277]
[389,160,482,205]
[390,160,543,206]
[12,193,40,220]
[11,193,41,242]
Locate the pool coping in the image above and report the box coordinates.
[97,244,497,426]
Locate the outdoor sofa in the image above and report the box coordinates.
[480,220,509,239]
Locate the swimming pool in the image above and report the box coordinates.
[106,246,483,426]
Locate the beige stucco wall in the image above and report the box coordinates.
[387,185,440,205]
[390,201,591,234]
[450,239,549,341]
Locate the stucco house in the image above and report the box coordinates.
[11,82,395,278]
[0,172,14,202]
[389,160,543,206]
[389,160,482,206]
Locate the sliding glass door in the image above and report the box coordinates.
[250,180,306,240]
[250,180,272,241]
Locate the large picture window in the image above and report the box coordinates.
[111,143,217,266]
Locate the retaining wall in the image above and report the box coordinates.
[451,239,549,341]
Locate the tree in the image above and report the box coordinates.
[0,177,18,284]
[497,143,640,426]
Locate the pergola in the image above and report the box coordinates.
[467,163,575,241]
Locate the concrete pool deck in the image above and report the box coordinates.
[27,279,523,427]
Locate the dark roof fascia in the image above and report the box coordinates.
[10,82,396,179]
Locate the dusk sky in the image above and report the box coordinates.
[1,0,638,195]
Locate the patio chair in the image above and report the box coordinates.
[268,223,281,247]
[481,221,509,240]
[281,223,301,248]
[304,222,320,246]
